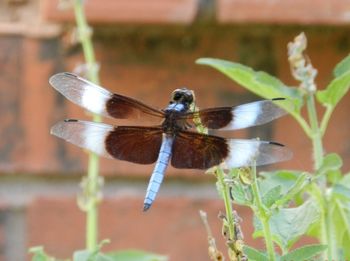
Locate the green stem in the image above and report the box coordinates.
[250,164,275,261]
[73,0,101,251]
[293,114,312,138]
[216,167,235,241]
[306,95,323,170]
[305,94,337,261]
[325,196,338,261]
[320,105,333,136]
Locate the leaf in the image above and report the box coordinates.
[327,170,343,184]
[272,173,310,209]
[259,170,306,196]
[107,250,168,261]
[343,232,350,259]
[196,58,303,115]
[341,172,350,188]
[259,171,311,208]
[262,185,282,208]
[73,250,113,261]
[330,193,350,260]
[334,54,350,77]
[230,182,252,206]
[333,184,350,201]
[29,246,56,261]
[243,246,268,261]
[318,153,343,175]
[254,200,319,250]
[316,70,350,107]
[280,244,327,261]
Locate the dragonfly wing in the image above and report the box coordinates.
[50,72,164,120]
[224,139,293,168]
[171,131,292,169]
[51,119,163,164]
[184,99,287,130]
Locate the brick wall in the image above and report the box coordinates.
[0,1,350,260]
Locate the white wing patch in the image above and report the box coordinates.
[50,120,113,158]
[49,73,112,117]
[81,85,109,115]
[225,102,261,130]
[224,139,260,168]
[220,99,287,131]
[222,139,292,168]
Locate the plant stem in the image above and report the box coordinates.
[305,94,338,261]
[73,0,101,251]
[306,95,323,170]
[320,105,333,136]
[216,167,235,242]
[325,195,338,261]
[250,164,275,261]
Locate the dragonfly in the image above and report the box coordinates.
[50,72,292,211]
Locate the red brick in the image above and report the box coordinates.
[26,197,261,260]
[26,196,321,260]
[1,28,349,175]
[41,0,198,24]
[217,0,350,25]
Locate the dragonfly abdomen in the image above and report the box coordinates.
[143,135,174,211]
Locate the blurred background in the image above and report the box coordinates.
[0,0,350,260]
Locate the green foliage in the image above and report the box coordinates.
[259,171,310,209]
[254,200,319,252]
[316,71,350,107]
[243,246,268,261]
[227,180,252,206]
[196,58,303,117]
[261,185,282,208]
[328,173,350,259]
[198,33,350,261]
[29,247,58,261]
[245,244,327,261]
[29,245,167,261]
[73,250,113,261]
[317,153,343,178]
[333,54,350,77]
[107,250,168,261]
[280,244,327,261]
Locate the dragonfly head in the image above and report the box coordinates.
[170,88,194,108]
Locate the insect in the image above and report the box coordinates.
[50,72,292,211]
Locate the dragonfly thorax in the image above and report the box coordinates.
[161,87,194,134]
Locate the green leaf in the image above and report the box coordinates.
[273,173,310,209]
[29,246,56,261]
[73,239,112,261]
[333,184,350,201]
[341,172,350,188]
[254,200,319,250]
[107,250,168,261]
[318,153,343,175]
[280,244,327,261]
[243,246,268,261]
[262,185,282,208]
[196,58,303,114]
[316,70,350,107]
[334,54,350,77]
[259,170,308,196]
[259,171,311,208]
[230,182,252,206]
[343,232,350,259]
[329,197,350,260]
[327,170,343,184]
[73,250,113,261]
